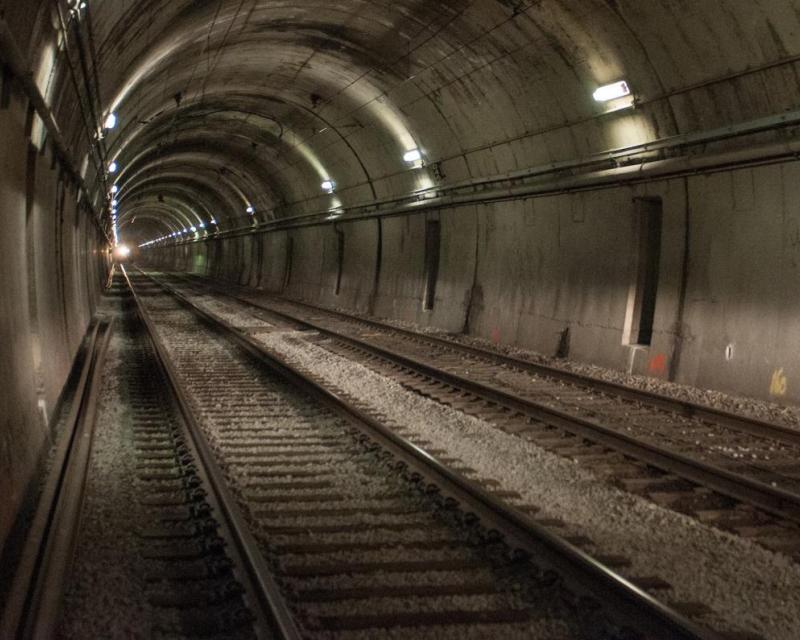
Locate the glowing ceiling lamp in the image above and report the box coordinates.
[321,179,336,193]
[108,161,118,173]
[593,80,631,102]
[104,112,118,130]
[403,148,422,164]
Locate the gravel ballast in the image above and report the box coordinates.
[59,314,151,639]
[251,289,800,432]
[246,326,800,640]
[139,290,590,639]
[365,309,800,432]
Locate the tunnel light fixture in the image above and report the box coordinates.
[210,218,217,225]
[104,112,118,130]
[246,206,255,215]
[190,226,197,232]
[593,80,631,103]
[403,148,422,164]
[108,161,118,174]
[199,222,205,229]
[326,207,344,221]
[321,179,336,193]
[110,185,118,194]
[111,199,118,207]
[69,1,87,19]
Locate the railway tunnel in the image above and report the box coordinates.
[2,0,800,638]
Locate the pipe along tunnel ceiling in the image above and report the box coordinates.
[10,0,800,249]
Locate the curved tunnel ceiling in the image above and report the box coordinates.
[34,0,800,247]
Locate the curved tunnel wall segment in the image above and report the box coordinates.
[0,31,108,554]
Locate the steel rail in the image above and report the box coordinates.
[121,267,303,640]
[1,317,113,639]
[183,273,800,449]
[156,273,800,525]
[137,269,719,640]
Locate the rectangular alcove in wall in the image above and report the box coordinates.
[623,197,663,347]
[283,237,294,291]
[335,228,344,296]
[423,219,441,311]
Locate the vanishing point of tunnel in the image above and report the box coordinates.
[2,1,800,638]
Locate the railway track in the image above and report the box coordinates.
[117,276,299,639]
[122,269,727,639]
[150,271,800,560]
[3,278,295,639]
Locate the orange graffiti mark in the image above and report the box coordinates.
[648,353,667,376]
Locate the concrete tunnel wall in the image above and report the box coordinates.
[142,158,800,407]
[0,78,108,553]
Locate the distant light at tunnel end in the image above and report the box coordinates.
[593,80,631,103]
[113,245,131,260]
